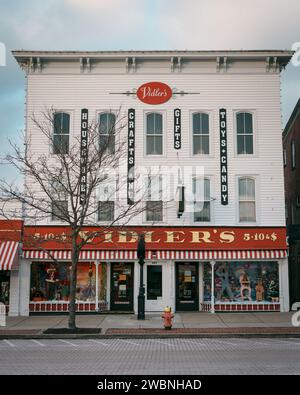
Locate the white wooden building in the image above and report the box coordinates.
[6,50,292,315]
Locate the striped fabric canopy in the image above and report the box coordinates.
[23,249,288,261]
[0,241,19,270]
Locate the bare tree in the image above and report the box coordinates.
[0,108,145,330]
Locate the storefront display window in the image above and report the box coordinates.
[203,261,279,303]
[30,262,107,303]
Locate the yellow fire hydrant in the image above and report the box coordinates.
[161,306,174,330]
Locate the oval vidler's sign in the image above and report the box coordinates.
[137,81,172,105]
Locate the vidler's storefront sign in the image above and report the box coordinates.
[137,81,172,105]
[24,226,287,251]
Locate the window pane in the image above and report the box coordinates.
[236,113,244,134]
[99,114,108,134]
[193,136,201,155]
[146,201,163,221]
[244,113,253,134]
[245,135,253,154]
[146,113,155,134]
[201,113,209,134]
[52,201,68,221]
[98,201,114,222]
[53,135,69,154]
[146,136,155,155]
[201,135,209,154]
[147,266,162,300]
[154,113,162,134]
[237,135,245,154]
[239,202,255,222]
[54,113,70,135]
[193,113,200,134]
[154,136,163,155]
[204,179,210,200]
[239,178,255,200]
[99,135,115,154]
[62,113,70,134]
[194,201,210,222]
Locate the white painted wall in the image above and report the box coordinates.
[24,69,285,227]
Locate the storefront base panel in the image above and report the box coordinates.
[29,301,108,313]
[201,303,280,312]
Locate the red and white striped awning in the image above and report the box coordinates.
[0,241,19,270]
[23,249,288,261]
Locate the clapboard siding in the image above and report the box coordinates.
[25,68,285,226]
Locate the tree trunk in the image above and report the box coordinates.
[68,236,79,329]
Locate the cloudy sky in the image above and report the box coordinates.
[0,0,300,179]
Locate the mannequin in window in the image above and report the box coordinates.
[45,264,59,300]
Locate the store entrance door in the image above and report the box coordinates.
[110,263,134,311]
[145,264,164,311]
[0,271,10,305]
[176,262,198,311]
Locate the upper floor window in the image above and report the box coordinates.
[292,140,296,169]
[146,112,163,155]
[236,112,254,155]
[53,112,70,154]
[99,113,116,154]
[283,149,287,167]
[51,200,68,222]
[97,175,115,222]
[193,178,211,222]
[193,112,209,155]
[238,177,256,222]
[146,175,163,222]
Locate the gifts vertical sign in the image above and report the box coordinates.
[80,108,88,205]
[127,108,135,205]
[174,108,181,149]
[219,108,228,205]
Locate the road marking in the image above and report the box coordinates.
[180,339,207,346]
[88,339,110,346]
[149,339,175,347]
[3,339,16,348]
[118,339,140,346]
[59,339,77,347]
[31,339,45,347]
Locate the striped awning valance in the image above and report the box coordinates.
[23,249,288,261]
[0,241,19,270]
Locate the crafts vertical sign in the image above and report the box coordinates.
[219,108,228,205]
[80,109,88,205]
[174,108,181,149]
[127,108,135,205]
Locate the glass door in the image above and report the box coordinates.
[110,263,134,311]
[176,262,198,311]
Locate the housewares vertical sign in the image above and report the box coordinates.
[220,108,228,205]
[80,109,88,205]
[174,108,181,149]
[127,109,135,205]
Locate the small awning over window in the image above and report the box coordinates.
[0,241,19,270]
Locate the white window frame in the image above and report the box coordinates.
[234,110,257,157]
[192,176,213,224]
[143,174,165,223]
[190,111,212,157]
[144,110,166,157]
[97,110,118,155]
[237,176,257,224]
[51,110,73,156]
[96,175,116,224]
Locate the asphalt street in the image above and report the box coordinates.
[0,337,300,375]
